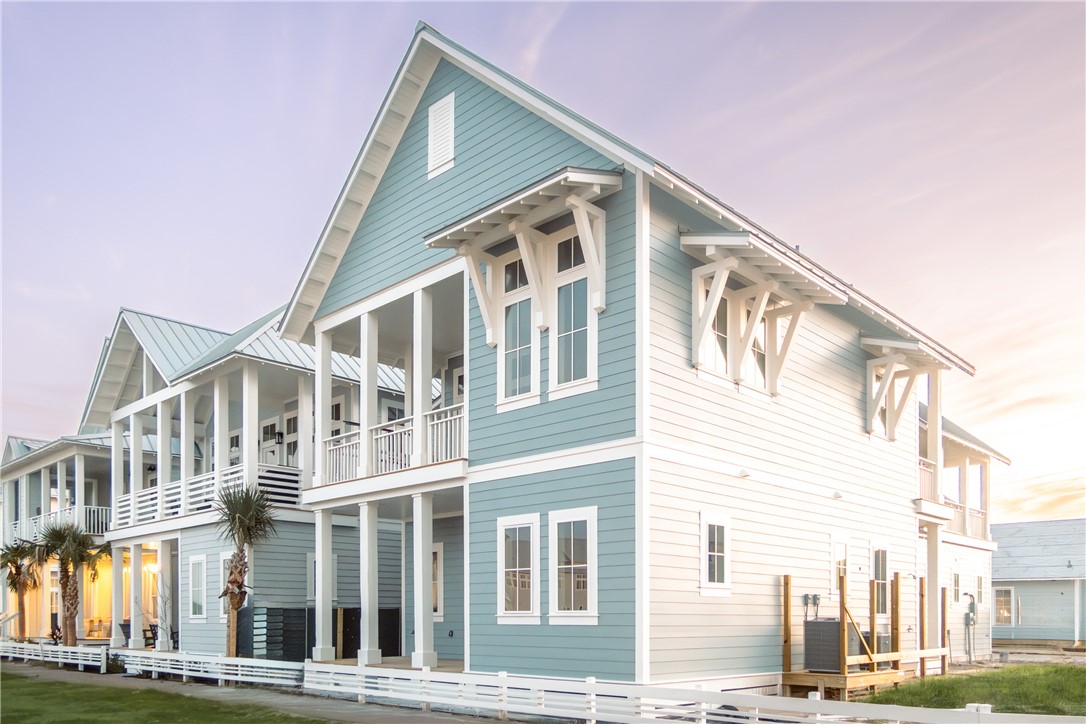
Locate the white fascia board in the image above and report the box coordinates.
[81,313,141,432]
[421,30,654,175]
[119,312,176,385]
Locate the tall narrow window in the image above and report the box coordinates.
[994,588,1012,625]
[556,278,588,384]
[550,233,596,396]
[190,556,206,619]
[427,93,455,178]
[711,294,729,374]
[976,576,984,605]
[497,513,540,623]
[953,573,961,603]
[549,506,598,623]
[873,548,889,615]
[700,511,732,596]
[432,543,444,621]
[500,257,536,405]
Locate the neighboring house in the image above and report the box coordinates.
[77,306,404,658]
[276,22,1008,691]
[1,433,114,640]
[991,519,1085,646]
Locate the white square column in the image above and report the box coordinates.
[156,539,173,651]
[411,289,433,468]
[129,414,144,496]
[924,521,943,649]
[358,502,381,664]
[358,313,378,478]
[411,492,437,668]
[298,375,315,488]
[75,563,87,639]
[213,376,229,494]
[111,420,125,523]
[312,508,335,661]
[242,362,259,487]
[40,466,51,518]
[130,544,144,648]
[314,330,332,486]
[110,546,127,647]
[181,390,195,483]
[57,460,69,513]
[157,400,170,518]
[74,454,86,531]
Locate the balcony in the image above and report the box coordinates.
[324,404,465,484]
[8,506,112,542]
[917,458,936,502]
[113,464,302,528]
[945,501,988,538]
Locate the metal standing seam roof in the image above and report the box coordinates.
[121,308,231,383]
[918,403,1010,465]
[991,519,1086,580]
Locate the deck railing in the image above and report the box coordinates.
[918,457,937,502]
[112,464,301,530]
[426,404,464,464]
[8,506,112,542]
[325,431,361,484]
[371,419,413,475]
[968,508,988,538]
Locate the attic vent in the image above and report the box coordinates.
[428,92,455,179]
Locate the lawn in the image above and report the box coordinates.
[0,669,331,723]
[861,664,1086,717]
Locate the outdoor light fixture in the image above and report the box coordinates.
[275,432,284,444]
[146,464,156,472]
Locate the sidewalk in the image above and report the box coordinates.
[2,660,499,724]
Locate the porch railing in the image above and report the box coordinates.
[946,502,967,535]
[968,508,988,538]
[8,506,112,542]
[917,457,936,502]
[426,404,464,464]
[371,419,413,475]
[325,431,361,484]
[111,464,301,530]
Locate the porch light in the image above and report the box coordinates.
[275,432,284,444]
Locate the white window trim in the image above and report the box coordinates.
[496,250,541,413]
[548,230,599,399]
[872,545,890,617]
[427,92,455,179]
[700,511,732,597]
[432,542,445,623]
[496,513,540,625]
[189,554,206,620]
[548,506,598,625]
[994,586,1014,626]
[306,552,339,604]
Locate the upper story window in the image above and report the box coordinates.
[427,92,455,179]
[497,254,539,410]
[553,235,593,390]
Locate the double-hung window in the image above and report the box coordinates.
[550,234,597,397]
[700,511,732,596]
[189,555,206,619]
[994,587,1013,625]
[498,255,539,409]
[549,506,598,624]
[873,548,889,615]
[496,513,540,623]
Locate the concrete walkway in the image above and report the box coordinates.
[2,660,500,723]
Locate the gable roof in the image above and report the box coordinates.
[279,21,974,377]
[3,436,50,466]
[919,403,1010,465]
[991,518,1085,580]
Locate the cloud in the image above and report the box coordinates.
[992,471,1086,522]
[512,4,568,83]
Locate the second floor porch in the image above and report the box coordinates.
[7,505,112,542]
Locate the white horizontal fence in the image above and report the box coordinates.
[0,641,108,673]
[117,650,304,687]
[302,662,1076,724]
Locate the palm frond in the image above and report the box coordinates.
[213,487,278,550]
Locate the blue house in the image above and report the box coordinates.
[991,519,1085,647]
[278,23,1006,691]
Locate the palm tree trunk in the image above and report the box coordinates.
[64,565,81,646]
[57,563,74,646]
[227,607,237,658]
[16,590,27,642]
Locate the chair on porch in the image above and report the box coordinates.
[119,622,131,644]
[143,624,158,648]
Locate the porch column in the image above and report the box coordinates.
[57,460,69,514]
[927,370,943,499]
[180,390,195,511]
[924,521,942,649]
[40,466,52,518]
[1,481,12,546]
[312,508,335,660]
[298,375,314,488]
[129,413,144,495]
[242,362,259,488]
[314,330,332,486]
[41,555,51,638]
[156,539,173,651]
[129,544,143,648]
[18,474,30,530]
[75,564,87,639]
[74,455,86,532]
[411,492,437,668]
[411,288,433,468]
[157,400,170,518]
[358,502,381,664]
[358,313,378,478]
[110,546,126,646]
[213,376,229,494]
[111,420,125,524]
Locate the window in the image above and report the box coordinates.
[330,395,346,438]
[284,413,299,468]
[700,512,732,596]
[831,537,849,596]
[953,573,960,604]
[976,576,984,605]
[190,555,206,619]
[228,431,241,466]
[549,506,598,624]
[552,235,595,394]
[873,548,889,615]
[427,92,455,178]
[994,588,1013,625]
[497,254,538,408]
[306,552,339,603]
[496,513,540,623]
[693,270,777,391]
[432,542,444,622]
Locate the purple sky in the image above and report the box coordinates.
[3,3,1083,522]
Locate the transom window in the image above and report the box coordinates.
[557,235,585,272]
[505,259,528,293]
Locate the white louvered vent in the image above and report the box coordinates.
[428,92,455,179]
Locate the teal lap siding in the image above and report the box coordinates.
[404,516,465,661]
[468,458,636,680]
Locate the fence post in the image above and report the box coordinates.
[695,683,707,724]
[100,646,108,674]
[421,665,431,712]
[586,676,597,724]
[498,671,508,720]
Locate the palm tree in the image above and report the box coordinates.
[214,487,277,658]
[1,539,41,642]
[36,523,110,646]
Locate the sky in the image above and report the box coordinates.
[2,3,1083,523]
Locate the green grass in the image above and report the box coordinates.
[861,664,1086,716]
[0,669,331,723]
